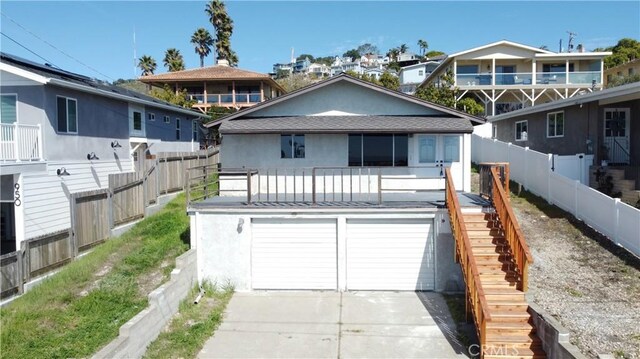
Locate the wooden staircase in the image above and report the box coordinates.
[463,212,545,359]
[445,166,545,359]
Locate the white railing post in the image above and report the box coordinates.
[37,124,43,160]
[546,153,552,203]
[613,198,620,243]
[524,147,529,190]
[13,124,20,162]
[574,180,580,219]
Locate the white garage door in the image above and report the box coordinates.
[346,218,435,291]
[251,218,337,290]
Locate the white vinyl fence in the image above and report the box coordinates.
[472,134,640,257]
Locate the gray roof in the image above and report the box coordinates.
[220,115,474,134]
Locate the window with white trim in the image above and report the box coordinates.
[418,135,436,163]
[0,94,17,124]
[492,125,497,139]
[148,113,155,121]
[192,122,199,141]
[515,120,528,141]
[57,96,77,133]
[547,111,564,138]
[175,118,181,140]
[164,115,170,124]
[443,136,460,162]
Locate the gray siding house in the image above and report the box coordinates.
[0,53,205,253]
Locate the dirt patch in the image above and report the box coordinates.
[471,172,640,358]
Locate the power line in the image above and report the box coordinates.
[1,12,114,81]
[0,32,56,66]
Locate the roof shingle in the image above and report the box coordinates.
[140,65,272,81]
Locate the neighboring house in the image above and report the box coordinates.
[330,57,364,76]
[399,61,440,94]
[605,58,640,86]
[362,67,384,80]
[272,62,293,76]
[0,53,205,254]
[307,63,330,78]
[293,57,311,73]
[397,52,420,66]
[490,82,640,203]
[190,74,485,292]
[139,60,285,114]
[419,40,612,116]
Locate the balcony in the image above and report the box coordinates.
[0,123,43,161]
[457,71,602,87]
[188,93,263,108]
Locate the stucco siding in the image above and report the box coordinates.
[0,85,46,127]
[250,81,442,117]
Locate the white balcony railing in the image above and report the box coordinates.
[457,71,602,86]
[0,123,43,161]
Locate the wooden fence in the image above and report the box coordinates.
[0,148,219,301]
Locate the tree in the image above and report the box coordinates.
[417,39,428,56]
[357,43,379,55]
[163,48,185,72]
[191,28,214,67]
[425,50,445,58]
[315,56,334,66]
[415,70,484,115]
[342,49,361,61]
[297,54,315,62]
[205,0,236,65]
[398,44,409,53]
[386,48,400,62]
[276,73,315,92]
[149,84,195,108]
[379,72,399,91]
[137,55,157,76]
[595,38,640,69]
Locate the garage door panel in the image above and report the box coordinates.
[347,219,434,291]
[252,219,337,290]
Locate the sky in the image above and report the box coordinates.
[1,1,639,82]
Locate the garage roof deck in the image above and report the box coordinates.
[189,191,490,211]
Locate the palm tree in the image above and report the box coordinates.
[138,55,156,76]
[387,48,400,62]
[191,28,214,67]
[205,0,235,63]
[399,44,409,54]
[163,48,185,72]
[417,39,429,56]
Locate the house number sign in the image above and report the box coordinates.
[14,183,21,207]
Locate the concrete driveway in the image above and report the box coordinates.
[198,291,469,358]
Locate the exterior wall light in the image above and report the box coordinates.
[87,152,99,160]
[57,167,70,176]
[237,218,245,233]
[111,141,122,148]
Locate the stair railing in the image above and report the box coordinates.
[445,168,491,346]
[489,166,534,291]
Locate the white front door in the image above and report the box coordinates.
[346,218,435,291]
[251,218,337,290]
[416,134,463,189]
[603,108,630,164]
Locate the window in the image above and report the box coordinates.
[148,113,155,121]
[515,120,528,141]
[57,96,77,133]
[629,68,635,76]
[164,115,170,124]
[418,70,424,76]
[176,118,181,140]
[0,94,17,124]
[132,111,142,131]
[443,136,460,162]
[281,134,305,158]
[547,111,564,138]
[418,135,436,163]
[348,134,407,167]
[192,122,199,141]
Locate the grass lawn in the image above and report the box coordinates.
[143,282,233,359]
[1,194,190,359]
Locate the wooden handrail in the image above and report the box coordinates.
[489,166,534,291]
[444,168,491,346]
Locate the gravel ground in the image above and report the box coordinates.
[471,172,640,358]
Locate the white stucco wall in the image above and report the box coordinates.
[192,208,463,292]
[249,81,441,117]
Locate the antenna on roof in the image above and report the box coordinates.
[290,47,294,64]
[567,31,577,53]
[133,26,137,77]
[559,39,563,53]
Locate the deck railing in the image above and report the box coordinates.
[0,123,43,161]
[489,166,533,291]
[186,165,447,205]
[445,167,491,346]
[479,162,509,199]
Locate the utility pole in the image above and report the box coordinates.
[567,31,578,53]
[133,27,137,77]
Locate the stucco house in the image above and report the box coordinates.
[419,40,612,116]
[0,53,205,254]
[188,74,485,292]
[490,81,640,204]
[399,61,440,94]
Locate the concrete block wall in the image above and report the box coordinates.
[527,302,586,359]
[93,249,197,359]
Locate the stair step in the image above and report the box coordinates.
[467,229,502,236]
[489,310,532,323]
[486,321,536,333]
[484,347,546,359]
[487,303,530,312]
[465,222,497,229]
[484,290,525,302]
